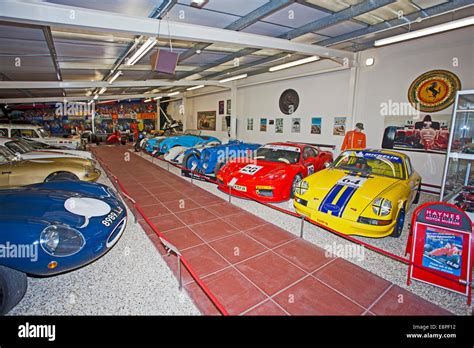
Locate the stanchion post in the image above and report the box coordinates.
[300,215,305,238]
[228,186,232,203]
[178,254,182,291]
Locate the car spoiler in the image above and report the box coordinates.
[287,142,336,150]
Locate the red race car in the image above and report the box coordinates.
[216,142,333,202]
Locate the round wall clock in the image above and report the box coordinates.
[279,89,299,115]
[408,70,461,113]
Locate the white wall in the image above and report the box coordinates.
[185,26,474,186]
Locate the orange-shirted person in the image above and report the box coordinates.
[341,123,366,151]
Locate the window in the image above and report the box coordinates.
[12,129,38,138]
[303,147,317,160]
[0,146,14,164]
[0,128,8,137]
[405,158,413,177]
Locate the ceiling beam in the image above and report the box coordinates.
[315,0,474,47]
[178,0,293,62]
[0,0,354,60]
[0,80,225,89]
[175,0,392,80]
[0,94,173,104]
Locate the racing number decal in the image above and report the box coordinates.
[102,207,124,227]
[337,175,367,188]
[239,164,263,175]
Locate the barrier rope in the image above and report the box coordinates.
[93,150,229,316]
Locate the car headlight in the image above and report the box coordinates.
[372,198,392,216]
[84,165,94,177]
[296,180,309,195]
[40,225,85,257]
[203,163,209,169]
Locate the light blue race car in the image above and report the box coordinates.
[157,135,221,155]
[0,181,127,314]
[181,140,262,177]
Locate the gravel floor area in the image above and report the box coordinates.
[8,162,200,316]
[137,151,473,316]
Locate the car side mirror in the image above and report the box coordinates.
[324,162,331,168]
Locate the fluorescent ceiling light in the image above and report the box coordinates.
[219,74,248,83]
[108,70,123,84]
[186,85,204,91]
[365,58,375,66]
[86,90,92,96]
[126,37,157,66]
[144,98,152,103]
[374,16,474,47]
[269,56,320,72]
[153,97,162,101]
[98,87,107,95]
[88,100,94,105]
[93,94,99,100]
[168,91,180,96]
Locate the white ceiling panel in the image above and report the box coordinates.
[177,0,269,17]
[242,21,290,37]
[315,20,367,37]
[167,4,240,28]
[262,2,330,28]
[45,0,161,18]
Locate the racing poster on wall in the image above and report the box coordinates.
[275,118,283,133]
[247,118,254,131]
[197,111,216,131]
[291,118,301,133]
[260,118,267,132]
[311,117,322,135]
[381,114,451,153]
[333,117,346,136]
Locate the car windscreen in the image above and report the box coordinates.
[333,151,405,179]
[254,145,300,164]
[5,140,33,154]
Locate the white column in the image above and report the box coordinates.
[230,83,238,139]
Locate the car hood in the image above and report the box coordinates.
[20,150,83,160]
[304,168,401,221]
[0,182,117,228]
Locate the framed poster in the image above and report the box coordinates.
[218,100,225,115]
[226,99,231,115]
[221,116,228,131]
[381,114,451,154]
[197,111,216,131]
[311,117,322,134]
[275,118,283,133]
[260,118,267,132]
[247,118,254,131]
[291,118,301,133]
[333,117,346,136]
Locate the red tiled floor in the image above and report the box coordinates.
[273,277,365,315]
[209,233,268,264]
[149,214,185,232]
[163,198,201,212]
[174,207,218,225]
[135,195,159,206]
[370,285,452,315]
[189,219,239,242]
[162,227,204,250]
[181,244,229,278]
[139,203,171,218]
[184,282,221,316]
[313,258,391,309]
[224,212,268,231]
[206,202,244,217]
[244,300,288,316]
[274,239,334,272]
[197,268,268,315]
[245,223,296,249]
[236,252,306,296]
[155,192,188,203]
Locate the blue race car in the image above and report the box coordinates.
[158,135,221,155]
[0,181,127,314]
[181,140,261,177]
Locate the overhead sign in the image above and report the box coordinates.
[406,202,473,305]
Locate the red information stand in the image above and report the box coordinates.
[406,202,473,305]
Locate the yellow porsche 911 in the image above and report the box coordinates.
[294,149,421,238]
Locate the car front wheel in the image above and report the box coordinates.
[290,174,303,199]
[391,204,406,238]
[0,266,28,315]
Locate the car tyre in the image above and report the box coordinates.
[391,204,406,238]
[45,172,79,182]
[183,153,199,171]
[0,266,28,315]
[290,174,303,199]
